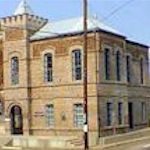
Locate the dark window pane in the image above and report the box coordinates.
[140,58,144,84]
[116,51,121,81]
[11,57,19,85]
[72,50,82,80]
[126,55,131,83]
[118,102,123,125]
[107,102,112,126]
[104,49,110,80]
[44,53,53,82]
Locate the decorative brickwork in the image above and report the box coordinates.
[32,36,95,57]
[5,29,24,41]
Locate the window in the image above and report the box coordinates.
[126,55,131,83]
[140,58,144,84]
[0,100,3,116]
[141,102,146,121]
[107,102,113,126]
[118,102,123,125]
[11,57,19,85]
[72,50,82,80]
[104,48,110,80]
[45,104,54,127]
[44,53,53,83]
[74,104,84,127]
[116,51,121,81]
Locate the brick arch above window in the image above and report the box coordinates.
[6,51,22,62]
[113,46,123,55]
[6,102,22,118]
[40,48,55,57]
[68,45,83,55]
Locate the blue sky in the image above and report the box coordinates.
[0,0,150,46]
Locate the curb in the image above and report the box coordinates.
[91,136,150,150]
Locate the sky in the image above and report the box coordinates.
[0,0,150,47]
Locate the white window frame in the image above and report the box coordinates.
[45,104,55,127]
[74,104,84,128]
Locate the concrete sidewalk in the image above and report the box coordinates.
[92,136,150,150]
[1,128,150,150]
[92,137,150,150]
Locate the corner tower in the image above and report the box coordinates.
[0,0,47,135]
[1,0,48,35]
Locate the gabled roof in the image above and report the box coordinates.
[31,16,123,40]
[14,0,34,15]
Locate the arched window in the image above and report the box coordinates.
[11,57,19,85]
[104,48,110,80]
[140,58,144,84]
[72,50,82,80]
[126,55,131,83]
[116,51,121,81]
[44,53,53,83]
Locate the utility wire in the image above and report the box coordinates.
[0,0,136,36]
[0,0,149,65]
[101,0,136,21]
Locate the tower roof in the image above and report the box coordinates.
[14,0,34,15]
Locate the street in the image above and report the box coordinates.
[100,138,150,150]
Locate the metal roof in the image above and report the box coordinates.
[31,16,123,40]
[14,0,34,15]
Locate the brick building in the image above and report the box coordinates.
[0,0,149,146]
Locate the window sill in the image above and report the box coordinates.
[100,80,126,85]
[72,80,83,84]
[102,124,129,130]
[127,83,150,88]
[44,82,54,86]
[45,126,55,129]
[100,81,150,88]
[10,84,20,88]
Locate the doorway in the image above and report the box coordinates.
[10,105,23,134]
[128,102,134,129]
